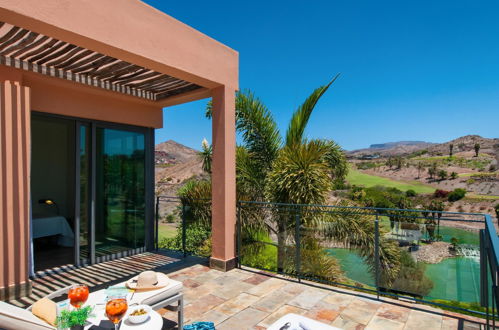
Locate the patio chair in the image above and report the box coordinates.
[1,279,184,330]
[0,301,55,330]
[0,285,73,330]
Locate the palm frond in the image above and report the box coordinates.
[236,146,266,201]
[310,139,348,182]
[236,90,282,172]
[285,74,340,147]
[265,141,331,205]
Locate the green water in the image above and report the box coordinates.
[327,248,375,286]
[328,248,480,302]
[424,257,480,302]
[326,223,481,303]
[433,226,479,245]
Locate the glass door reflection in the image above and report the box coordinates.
[95,128,146,258]
[78,124,90,264]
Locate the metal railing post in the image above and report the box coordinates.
[182,204,187,258]
[155,196,159,251]
[374,214,380,300]
[295,207,301,283]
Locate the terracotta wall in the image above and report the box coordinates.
[210,85,236,269]
[0,67,164,297]
[0,80,31,299]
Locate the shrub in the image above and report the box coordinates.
[159,224,211,257]
[434,189,450,198]
[437,169,448,181]
[356,161,379,170]
[450,172,458,180]
[448,188,466,202]
[166,214,175,223]
[387,251,434,297]
[466,178,475,185]
[495,204,499,219]
[406,189,417,197]
[359,186,409,210]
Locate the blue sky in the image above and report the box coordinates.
[146,0,499,151]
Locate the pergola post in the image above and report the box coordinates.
[210,85,236,271]
[0,78,32,299]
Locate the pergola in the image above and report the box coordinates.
[0,0,237,299]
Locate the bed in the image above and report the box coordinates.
[32,216,74,247]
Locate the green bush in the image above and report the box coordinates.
[405,189,417,197]
[159,224,211,257]
[383,251,433,297]
[165,214,175,223]
[356,162,379,170]
[241,230,277,271]
[494,204,499,219]
[448,188,466,202]
[466,178,475,185]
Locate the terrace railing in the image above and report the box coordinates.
[154,196,211,258]
[481,213,499,328]
[154,196,497,320]
[236,201,490,318]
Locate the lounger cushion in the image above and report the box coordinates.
[0,301,54,330]
[31,298,57,326]
[132,279,183,307]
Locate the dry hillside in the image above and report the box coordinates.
[349,135,498,159]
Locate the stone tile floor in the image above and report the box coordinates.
[6,251,490,329]
[160,263,487,330]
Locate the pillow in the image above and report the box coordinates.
[0,301,54,330]
[31,298,57,326]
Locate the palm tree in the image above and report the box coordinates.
[199,138,212,173]
[449,143,454,157]
[428,162,438,180]
[207,76,400,282]
[417,162,424,179]
[474,143,480,157]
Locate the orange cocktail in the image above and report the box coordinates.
[68,284,89,308]
[105,296,128,328]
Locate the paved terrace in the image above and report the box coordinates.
[8,251,487,330]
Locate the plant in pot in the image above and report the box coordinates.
[56,306,93,330]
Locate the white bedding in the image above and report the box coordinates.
[32,216,74,247]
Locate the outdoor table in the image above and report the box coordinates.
[84,304,163,330]
[81,281,182,330]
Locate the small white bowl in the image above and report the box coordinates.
[127,305,152,324]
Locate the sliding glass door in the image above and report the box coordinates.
[78,123,90,265]
[31,112,152,270]
[95,128,146,258]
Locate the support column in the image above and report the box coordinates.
[210,85,236,271]
[0,80,32,299]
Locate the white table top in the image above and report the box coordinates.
[85,305,162,330]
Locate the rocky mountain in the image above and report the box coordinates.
[349,135,498,158]
[426,135,499,156]
[369,141,431,149]
[155,140,199,165]
[349,141,434,158]
[154,140,206,196]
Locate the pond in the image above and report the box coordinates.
[424,256,480,303]
[328,248,480,302]
[326,224,481,304]
[326,248,374,287]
